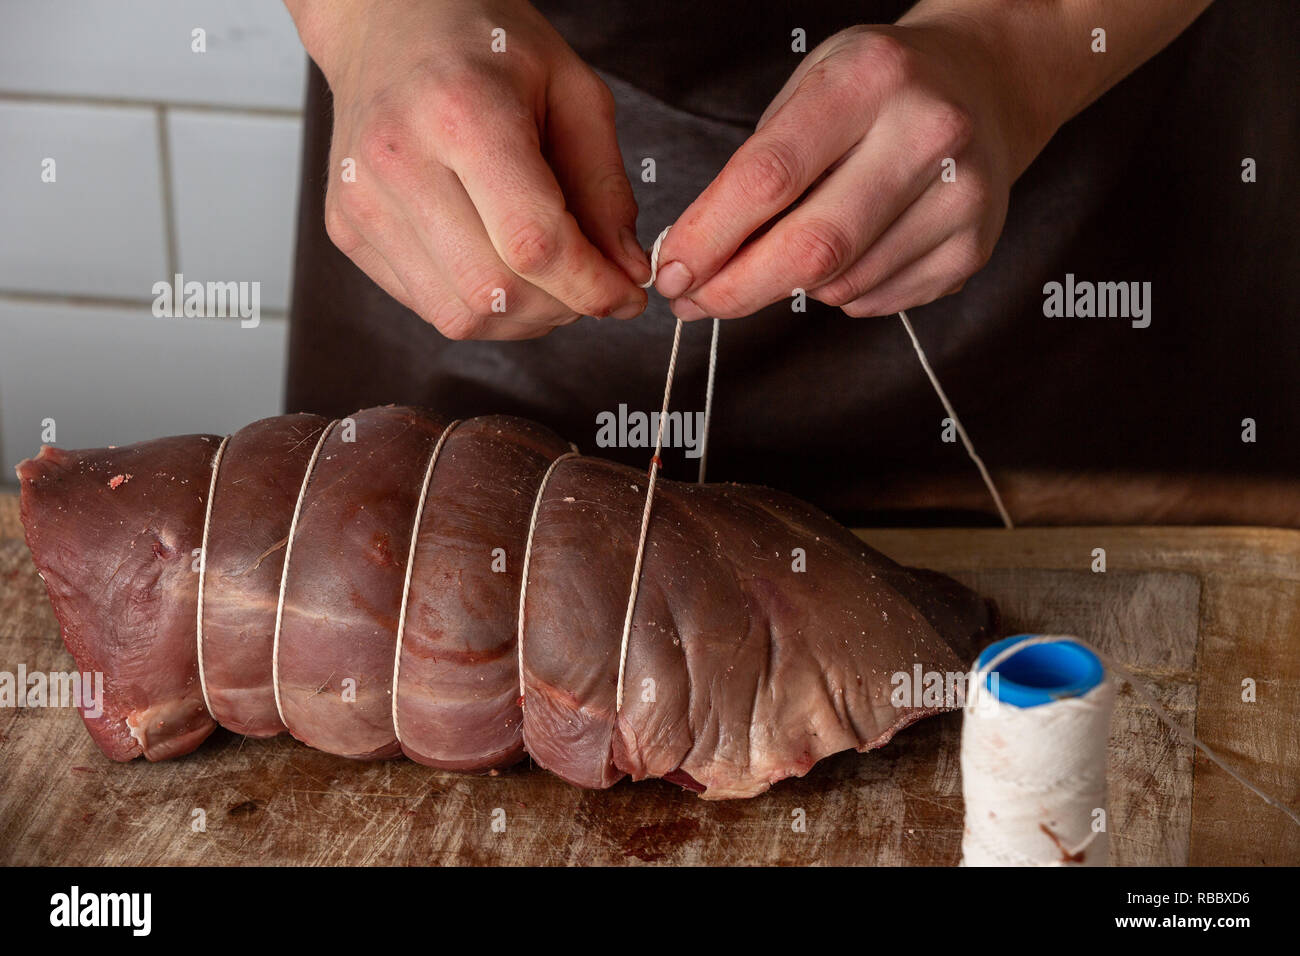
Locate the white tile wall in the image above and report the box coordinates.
[0,0,306,110]
[168,111,303,312]
[0,299,288,475]
[0,101,169,298]
[0,2,309,483]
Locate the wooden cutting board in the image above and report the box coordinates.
[1,492,1296,865]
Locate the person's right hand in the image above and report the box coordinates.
[286,0,649,340]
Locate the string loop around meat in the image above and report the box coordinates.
[391,419,462,747]
[517,450,582,699]
[195,433,231,719]
[270,418,339,729]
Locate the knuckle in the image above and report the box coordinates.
[852,32,913,89]
[323,200,360,254]
[586,290,626,319]
[796,59,855,102]
[461,273,520,316]
[585,75,617,121]
[332,183,382,233]
[952,172,989,213]
[739,139,804,206]
[430,304,482,341]
[948,234,991,276]
[388,65,503,146]
[425,74,485,141]
[501,215,563,276]
[789,221,854,280]
[359,116,417,177]
[586,300,617,320]
[926,101,974,153]
[591,161,637,216]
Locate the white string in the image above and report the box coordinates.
[640,225,718,485]
[612,226,719,712]
[270,418,338,729]
[615,317,682,712]
[965,635,1300,850]
[699,316,720,484]
[195,433,230,720]
[517,450,581,698]
[391,419,461,746]
[897,309,1013,529]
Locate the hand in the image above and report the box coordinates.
[652,20,1042,321]
[288,0,649,340]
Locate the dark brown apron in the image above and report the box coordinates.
[286,0,1300,526]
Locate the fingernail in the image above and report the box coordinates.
[656,261,693,299]
[671,297,706,321]
[611,298,644,320]
[619,227,651,283]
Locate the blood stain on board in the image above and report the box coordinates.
[621,819,700,862]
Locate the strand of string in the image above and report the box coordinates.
[614,227,717,711]
[614,230,1015,711]
[391,419,462,745]
[970,635,1300,827]
[517,449,582,697]
[641,227,722,483]
[897,309,1012,529]
[194,433,230,719]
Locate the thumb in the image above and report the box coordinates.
[545,69,651,287]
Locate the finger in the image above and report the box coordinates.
[433,89,644,319]
[545,68,650,286]
[345,176,568,341]
[653,38,901,299]
[808,178,958,307]
[839,239,977,318]
[673,110,946,319]
[324,202,420,312]
[392,163,586,335]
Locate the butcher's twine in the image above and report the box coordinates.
[391,419,462,746]
[195,433,231,718]
[962,635,1300,867]
[269,418,339,728]
[615,226,1012,712]
[517,450,582,697]
[961,636,1115,866]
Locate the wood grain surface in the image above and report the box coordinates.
[1,492,1296,865]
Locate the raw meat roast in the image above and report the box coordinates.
[17,406,995,798]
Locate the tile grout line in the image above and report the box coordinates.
[0,90,302,118]
[155,106,181,280]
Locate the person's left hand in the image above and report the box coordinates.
[651,21,1044,320]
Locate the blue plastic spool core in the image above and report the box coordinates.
[976,635,1105,708]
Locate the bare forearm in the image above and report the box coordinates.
[899,0,1215,170]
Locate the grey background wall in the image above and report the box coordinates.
[0,0,308,483]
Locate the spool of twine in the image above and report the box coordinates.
[961,634,1114,867]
